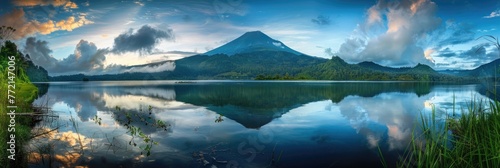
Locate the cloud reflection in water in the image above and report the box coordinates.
[29,82,491,167]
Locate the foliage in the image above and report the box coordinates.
[24,56,49,82]
[0,41,40,167]
[50,52,476,82]
[0,26,16,45]
[50,51,327,80]
[397,100,500,168]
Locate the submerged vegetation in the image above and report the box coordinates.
[109,105,170,156]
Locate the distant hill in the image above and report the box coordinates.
[438,70,470,77]
[297,56,465,81]
[25,57,49,82]
[358,61,404,72]
[358,61,436,74]
[469,59,500,77]
[436,59,500,78]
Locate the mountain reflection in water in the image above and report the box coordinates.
[28,81,490,167]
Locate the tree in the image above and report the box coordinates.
[0,26,16,46]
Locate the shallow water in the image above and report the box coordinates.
[28,81,493,168]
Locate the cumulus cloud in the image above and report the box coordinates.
[338,93,426,150]
[484,9,500,18]
[25,37,176,76]
[337,0,441,67]
[24,37,59,69]
[0,9,91,39]
[112,25,174,55]
[24,37,108,75]
[55,15,93,31]
[311,15,331,26]
[57,40,108,73]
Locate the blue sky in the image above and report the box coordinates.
[0,0,499,75]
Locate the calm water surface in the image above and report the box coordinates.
[28,81,494,168]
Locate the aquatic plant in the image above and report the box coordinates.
[397,99,500,168]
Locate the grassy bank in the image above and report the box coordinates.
[397,98,500,168]
[0,41,39,167]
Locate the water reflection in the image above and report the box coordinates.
[29,81,490,167]
[338,93,428,150]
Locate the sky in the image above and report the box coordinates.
[0,0,499,75]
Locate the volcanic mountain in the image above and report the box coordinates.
[204,31,303,56]
[50,31,463,82]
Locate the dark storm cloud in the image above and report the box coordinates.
[311,15,331,26]
[112,25,174,55]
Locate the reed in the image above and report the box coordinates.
[398,99,500,168]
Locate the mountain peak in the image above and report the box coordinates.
[243,30,265,35]
[241,31,269,38]
[204,31,304,56]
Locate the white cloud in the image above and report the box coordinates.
[337,0,440,67]
[484,10,500,18]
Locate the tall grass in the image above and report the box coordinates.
[395,34,500,168]
[0,55,39,167]
[398,99,500,168]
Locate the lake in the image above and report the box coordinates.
[27,81,495,168]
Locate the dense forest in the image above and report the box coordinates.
[0,40,44,166]
[50,51,481,82]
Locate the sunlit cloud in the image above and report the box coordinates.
[12,0,78,8]
[337,0,440,67]
[0,9,91,39]
[56,15,93,31]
